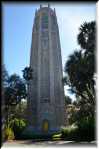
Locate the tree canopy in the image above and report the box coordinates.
[64,21,96,118]
[64,96,72,105]
[22,67,33,81]
[4,74,26,106]
[77,21,95,52]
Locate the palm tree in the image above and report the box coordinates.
[77,21,95,52]
[22,66,33,101]
[22,67,33,82]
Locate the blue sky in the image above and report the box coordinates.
[3,2,96,100]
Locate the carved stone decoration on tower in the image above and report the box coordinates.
[26,5,65,134]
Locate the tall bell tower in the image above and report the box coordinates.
[27,4,65,134]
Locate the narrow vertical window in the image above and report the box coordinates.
[42,13,48,29]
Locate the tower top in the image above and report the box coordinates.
[40,4,42,9]
[48,3,50,8]
[37,4,54,14]
[40,3,50,9]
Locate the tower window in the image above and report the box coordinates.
[41,14,48,29]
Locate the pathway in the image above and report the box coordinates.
[2,140,96,148]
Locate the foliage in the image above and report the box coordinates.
[3,73,27,134]
[2,66,28,141]
[63,21,96,141]
[5,74,27,106]
[4,127,15,140]
[72,100,77,106]
[61,124,78,140]
[2,66,9,132]
[64,96,72,105]
[22,67,33,81]
[77,21,95,52]
[14,101,27,119]
[52,133,62,138]
[9,118,27,139]
[77,117,95,141]
[2,65,9,88]
[66,104,78,125]
[61,117,95,141]
[65,50,95,103]
[22,66,33,102]
[64,21,96,118]
[52,133,62,141]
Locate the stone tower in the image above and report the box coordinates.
[28,5,65,134]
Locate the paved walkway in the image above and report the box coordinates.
[2,140,97,147]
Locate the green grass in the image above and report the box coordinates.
[52,133,62,138]
[52,133,62,141]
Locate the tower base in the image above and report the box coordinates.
[21,125,61,139]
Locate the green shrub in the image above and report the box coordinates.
[5,127,15,140]
[52,133,62,141]
[61,124,78,140]
[10,118,27,139]
[61,117,95,142]
[77,117,95,141]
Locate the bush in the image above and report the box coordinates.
[77,117,95,141]
[5,127,15,140]
[9,118,27,139]
[61,124,78,140]
[61,117,95,142]
[52,133,62,141]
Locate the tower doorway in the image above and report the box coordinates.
[42,119,49,132]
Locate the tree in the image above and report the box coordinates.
[64,96,72,105]
[77,21,96,108]
[2,67,29,141]
[77,21,95,52]
[22,67,33,82]
[64,21,96,118]
[73,101,78,106]
[2,64,9,88]
[2,65,9,112]
[14,100,27,119]
[5,74,26,106]
[2,65,9,142]
[4,74,27,126]
[22,66,33,101]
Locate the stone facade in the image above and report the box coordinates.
[27,5,65,133]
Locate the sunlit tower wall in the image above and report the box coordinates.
[28,5,65,133]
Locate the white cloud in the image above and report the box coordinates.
[64,85,76,101]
